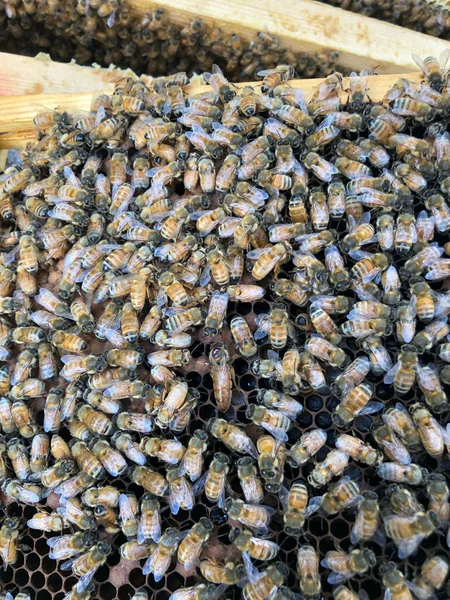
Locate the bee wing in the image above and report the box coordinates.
[370,344,393,372]
[257,69,276,76]
[104,328,128,349]
[328,572,352,585]
[261,421,289,442]
[119,493,138,524]
[60,558,74,571]
[247,247,272,260]
[63,166,81,188]
[383,360,402,384]
[304,495,323,517]
[156,289,168,307]
[76,570,96,593]
[199,264,211,286]
[16,484,40,503]
[242,551,261,584]
[356,401,383,417]
[397,534,425,559]
[278,486,289,510]
[440,48,450,70]
[212,64,224,76]
[415,364,435,391]
[210,584,228,600]
[382,440,411,465]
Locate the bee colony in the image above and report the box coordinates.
[1,2,450,600]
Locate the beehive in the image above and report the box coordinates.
[0,3,450,600]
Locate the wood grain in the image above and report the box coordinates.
[128,0,450,73]
[0,72,423,149]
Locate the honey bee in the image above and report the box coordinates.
[230,528,279,563]
[57,497,95,531]
[91,439,128,476]
[243,562,288,600]
[236,457,264,504]
[179,430,208,483]
[411,280,435,323]
[62,542,110,591]
[380,564,413,600]
[322,548,376,584]
[201,452,230,506]
[208,345,233,413]
[383,345,418,395]
[305,335,349,368]
[410,556,449,599]
[297,545,321,600]
[199,559,245,585]
[77,405,113,436]
[336,434,383,466]
[377,463,428,486]
[396,299,416,344]
[0,517,21,569]
[223,498,274,535]
[308,450,349,488]
[11,400,40,438]
[333,383,381,427]
[285,429,326,468]
[351,491,383,545]
[426,474,450,526]
[374,424,412,464]
[137,494,161,544]
[246,405,291,442]
[143,437,185,465]
[382,404,422,452]
[27,510,65,533]
[142,527,186,580]
[248,242,291,281]
[256,434,285,492]
[131,466,169,497]
[383,511,439,559]
[254,304,295,349]
[82,486,120,508]
[413,51,450,91]
[47,530,97,561]
[279,482,309,535]
[410,402,450,457]
[177,517,213,569]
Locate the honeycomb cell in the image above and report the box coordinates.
[100,584,117,600]
[48,574,62,592]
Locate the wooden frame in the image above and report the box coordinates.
[0,71,423,149]
[129,0,450,73]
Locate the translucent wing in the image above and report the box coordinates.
[384,360,402,385]
[261,421,289,442]
[304,496,323,517]
[242,551,261,584]
[355,401,383,416]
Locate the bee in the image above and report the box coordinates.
[249,242,291,281]
[333,383,381,427]
[27,510,65,533]
[223,498,274,535]
[254,304,295,349]
[30,433,50,474]
[351,491,383,545]
[413,51,450,91]
[332,586,364,600]
[142,527,186,580]
[411,556,449,599]
[0,517,21,569]
[373,424,411,464]
[138,494,161,544]
[198,452,229,506]
[7,438,30,481]
[243,562,288,600]
[380,564,413,600]
[396,299,416,344]
[70,298,94,333]
[43,388,63,433]
[208,345,234,413]
[426,474,450,525]
[91,439,128,477]
[82,486,120,508]
[2,478,42,504]
[336,434,383,466]
[230,528,279,563]
[63,542,110,591]
[377,463,428,486]
[382,404,422,452]
[287,429,327,468]
[143,437,185,465]
[383,511,438,559]
[321,548,376,584]
[256,434,286,492]
[77,404,113,436]
[199,559,245,586]
[279,482,309,536]
[47,530,97,561]
[308,450,349,488]
[297,545,321,600]
[410,403,450,457]
[179,430,208,483]
[236,456,264,504]
[383,345,418,395]
[305,335,349,368]
[246,404,291,442]
[131,466,169,497]
[177,517,213,569]
[11,400,40,438]
[303,152,338,182]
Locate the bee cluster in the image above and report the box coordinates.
[2,57,450,600]
[0,0,339,81]
[319,0,450,39]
